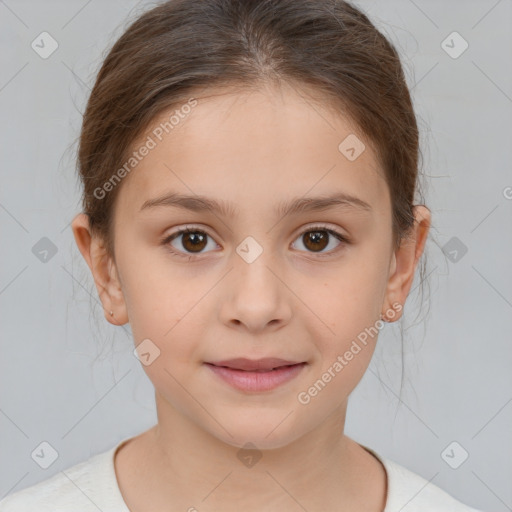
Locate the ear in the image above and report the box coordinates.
[382,205,431,322]
[71,213,129,326]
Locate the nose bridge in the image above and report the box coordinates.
[234,232,279,296]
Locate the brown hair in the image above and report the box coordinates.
[76,0,431,398]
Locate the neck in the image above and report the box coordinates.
[124,391,381,511]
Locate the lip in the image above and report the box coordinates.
[207,357,302,371]
[204,359,307,392]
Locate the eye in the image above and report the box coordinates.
[291,225,349,257]
[162,226,218,259]
[161,224,350,260]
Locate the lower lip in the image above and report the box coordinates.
[205,362,307,392]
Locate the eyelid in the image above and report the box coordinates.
[290,223,350,259]
[292,222,349,241]
[161,225,218,256]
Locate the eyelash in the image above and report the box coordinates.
[161,224,350,261]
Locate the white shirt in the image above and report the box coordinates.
[0,436,483,511]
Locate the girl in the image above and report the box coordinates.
[0,0,484,510]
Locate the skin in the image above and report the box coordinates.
[72,81,430,512]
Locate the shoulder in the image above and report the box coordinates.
[0,443,128,512]
[362,446,484,512]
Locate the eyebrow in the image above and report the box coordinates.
[139,191,372,218]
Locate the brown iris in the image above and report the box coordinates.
[302,230,329,252]
[181,231,208,252]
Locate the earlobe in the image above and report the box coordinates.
[381,205,431,322]
[104,257,129,325]
[71,213,129,326]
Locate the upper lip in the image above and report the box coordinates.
[206,358,304,371]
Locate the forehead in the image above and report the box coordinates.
[116,83,389,220]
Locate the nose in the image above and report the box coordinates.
[218,247,293,334]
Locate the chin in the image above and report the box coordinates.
[207,415,304,452]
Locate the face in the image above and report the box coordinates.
[73,82,429,450]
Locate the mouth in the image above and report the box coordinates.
[206,357,305,371]
[204,358,307,392]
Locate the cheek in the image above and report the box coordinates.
[298,301,382,412]
[119,257,211,368]
[116,246,185,336]
[305,257,387,373]
[311,262,385,332]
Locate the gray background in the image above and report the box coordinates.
[0,0,511,510]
